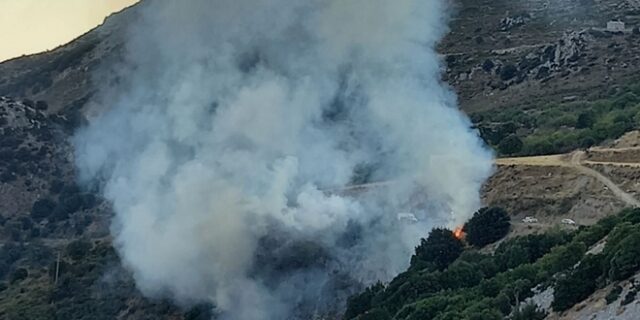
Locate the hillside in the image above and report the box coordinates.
[1,1,640,319]
[345,208,640,320]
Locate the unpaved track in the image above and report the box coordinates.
[583,161,640,167]
[336,149,640,208]
[495,154,568,167]
[497,151,640,207]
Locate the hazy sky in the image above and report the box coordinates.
[0,0,139,62]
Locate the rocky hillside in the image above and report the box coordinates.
[442,0,640,112]
[1,1,640,319]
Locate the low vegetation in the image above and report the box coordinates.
[345,208,640,319]
[473,84,640,156]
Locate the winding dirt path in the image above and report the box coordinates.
[497,151,640,208]
[334,149,640,208]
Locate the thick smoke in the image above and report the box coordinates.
[74,0,493,318]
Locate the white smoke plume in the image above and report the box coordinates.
[74,0,494,319]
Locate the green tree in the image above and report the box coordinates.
[345,282,385,319]
[576,112,595,129]
[552,254,603,311]
[66,239,92,261]
[608,230,640,280]
[31,198,56,221]
[499,135,524,155]
[411,228,464,271]
[465,207,511,247]
[358,308,392,320]
[9,268,28,284]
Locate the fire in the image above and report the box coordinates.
[453,227,465,240]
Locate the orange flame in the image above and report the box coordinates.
[453,227,465,240]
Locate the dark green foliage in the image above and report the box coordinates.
[466,308,503,320]
[620,208,640,225]
[9,268,28,284]
[345,283,385,319]
[580,136,596,149]
[498,135,524,155]
[65,239,92,261]
[358,308,392,320]
[576,112,595,129]
[465,207,510,247]
[500,64,518,81]
[607,229,640,280]
[31,198,56,221]
[606,285,623,304]
[482,59,495,72]
[536,241,586,276]
[440,261,483,289]
[552,254,604,311]
[474,85,640,156]
[411,228,464,271]
[622,288,637,305]
[345,209,640,320]
[405,296,449,320]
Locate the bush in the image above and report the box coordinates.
[465,207,511,247]
[576,112,595,129]
[9,268,28,284]
[605,285,623,304]
[607,230,640,280]
[500,64,519,81]
[31,198,56,221]
[552,254,604,311]
[345,283,385,319]
[66,239,92,261]
[359,308,392,320]
[411,228,464,270]
[622,289,637,306]
[498,135,524,155]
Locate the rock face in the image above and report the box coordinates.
[440,0,640,112]
[499,13,531,32]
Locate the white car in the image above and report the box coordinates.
[561,218,577,225]
[397,213,419,224]
[522,216,539,223]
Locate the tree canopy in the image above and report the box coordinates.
[464,207,511,247]
[411,228,464,271]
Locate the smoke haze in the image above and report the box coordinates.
[73,0,494,318]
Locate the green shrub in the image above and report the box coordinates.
[31,198,56,221]
[411,228,464,270]
[622,289,637,305]
[499,135,524,155]
[607,230,640,280]
[605,285,623,305]
[66,239,93,261]
[465,207,511,247]
[9,268,28,284]
[358,308,392,320]
[552,254,604,311]
[345,283,385,319]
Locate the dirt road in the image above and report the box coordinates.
[497,151,640,208]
